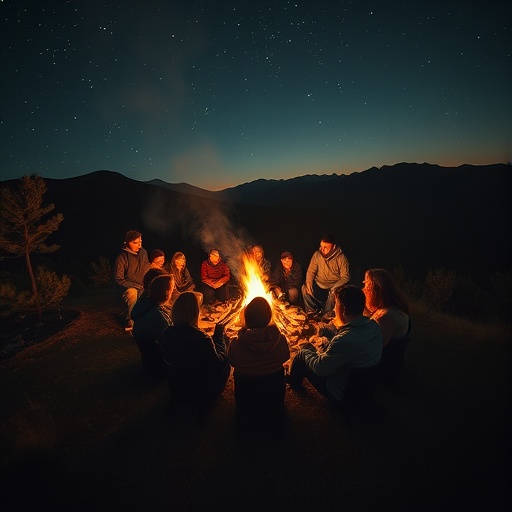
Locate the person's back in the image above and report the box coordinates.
[228,297,289,436]
[314,316,382,401]
[161,324,222,402]
[228,297,290,376]
[161,292,229,406]
[289,285,382,403]
[131,274,173,382]
[229,324,290,376]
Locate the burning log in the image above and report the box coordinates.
[221,296,246,328]
[198,251,317,357]
[216,295,244,325]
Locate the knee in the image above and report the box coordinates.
[288,287,299,303]
[123,287,138,306]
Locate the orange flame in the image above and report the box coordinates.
[240,253,273,306]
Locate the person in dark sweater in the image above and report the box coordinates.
[269,251,304,306]
[114,230,149,331]
[131,274,173,383]
[160,292,230,407]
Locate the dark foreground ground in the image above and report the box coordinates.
[0,289,511,512]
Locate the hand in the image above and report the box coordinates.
[214,323,225,336]
[301,342,315,351]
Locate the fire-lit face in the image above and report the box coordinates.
[175,256,186,270]
[152,256,165,268]
[209,251,221,265]
[319,241,333,256]
[281,256,293,271]
[128,237,142,253]
[252,246,263,262]
[362,271,373,301]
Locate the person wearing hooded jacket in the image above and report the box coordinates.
[302,234,350,317]
[115,230,150,331]
[228,297,290,431]
[228,297,290,377]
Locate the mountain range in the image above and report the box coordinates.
[2,162,510,286]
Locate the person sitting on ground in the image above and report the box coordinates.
[249,244,271,286]
[160,292,230,408]
[269,250,304,306]
[228,296,291,377]
[302,234,350,318]
[114,230,150,332]
[362,268,410,347]
[228,297,290,434]
[287,285,382,404]
[200,249,231,305]
[131,274,174,383]
[169,251,203,307]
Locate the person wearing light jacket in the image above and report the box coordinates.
[302,234,350,317]
[287,285,382,403]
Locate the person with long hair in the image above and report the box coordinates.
[362,268,410,347]
[160,292,229,409]
[169,251,203,307]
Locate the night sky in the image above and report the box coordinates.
[1,0,511,190]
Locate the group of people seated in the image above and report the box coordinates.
[114,229,411,427]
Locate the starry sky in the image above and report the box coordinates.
[1,0,511,191]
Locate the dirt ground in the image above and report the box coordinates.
[1,288,511,512]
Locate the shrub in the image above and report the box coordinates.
[422,267,456,312]
[88,257,113,287]
[446,274,488,320]
[0,266,70,318]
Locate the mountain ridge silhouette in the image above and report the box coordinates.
[1,162,510,285]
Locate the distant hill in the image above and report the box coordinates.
[145,179,219,201]
[1,163,510,285]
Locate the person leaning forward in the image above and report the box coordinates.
[287,285,382,403]
[302,234,350,317]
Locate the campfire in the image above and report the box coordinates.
[200,253,316,360]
